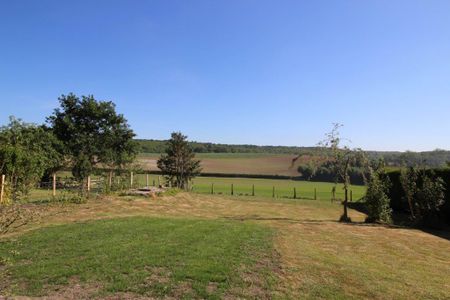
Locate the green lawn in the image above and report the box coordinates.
[0,217,274,299]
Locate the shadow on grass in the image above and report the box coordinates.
[224,213,450,241]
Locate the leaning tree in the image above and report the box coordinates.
[47,94,137,190]
[157,132,201,190]
[293,124,367,222]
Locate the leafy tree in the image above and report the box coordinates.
[365,161,392,223]
[157,132,202,189]
[400,167,418,219]
[47,94,137,186]
[0,117,62,201]
[297,164,316,179]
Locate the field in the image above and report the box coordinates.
[1,192,449,299]
[30,173,366,203]
[131,174,366,201]
[137,153,311,176]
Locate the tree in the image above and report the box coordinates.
[157,132,201,189]
[400,167,418,220]
[316,123,367,222]
[0,117,62,201]
[365,161,392,223]
[47,94,137,187]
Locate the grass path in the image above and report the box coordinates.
[1,193,449,299]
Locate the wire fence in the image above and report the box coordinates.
[0,172,365,204]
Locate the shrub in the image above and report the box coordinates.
[365,170,392,224]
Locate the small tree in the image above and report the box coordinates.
[47,94,137,191]
[365,161,392,224]
[157,132,201,189]
[400,167,418,219]
[316,124,367,222]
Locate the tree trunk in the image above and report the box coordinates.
[343,187,348,219]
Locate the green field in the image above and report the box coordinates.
[132,174,366,201]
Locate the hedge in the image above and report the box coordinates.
[386,168,450,225]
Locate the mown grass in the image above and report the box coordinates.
[1,192,449,299]
[0,217,274,299]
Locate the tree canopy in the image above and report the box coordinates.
[47,94,137,181]
[0,117,62,200]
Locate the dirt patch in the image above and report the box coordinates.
[144,267,171,285]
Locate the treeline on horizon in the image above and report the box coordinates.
[136,139,450,168]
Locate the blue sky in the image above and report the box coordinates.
[1,0,449,151]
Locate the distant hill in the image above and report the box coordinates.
[135,139,450,168]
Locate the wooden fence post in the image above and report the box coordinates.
[293,187,296,199]
[146,174,149,188]
[153,179,156,187]
[272,186,275,198]
[87,176,91,193]
[211,183,214,194]
[0,174,5,204]
[52,172,56,197]
[252,184,255,196]
[158,176,160,187]
[314,188,317,200]
[332,187,336,202]
[231,183,234,195]
[350,190,353,202]
[130,172,134,188]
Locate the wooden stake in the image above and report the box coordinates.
[146,174,149,188]
[293,187,296,199]
[130,172,134,188]
[52,172,56,197]
[231,183,234,195]
[314,188,317,200]
[272,186,275,198]
[87,176,91,193]
[0,174,5,204]
[252,184,255,196]
[211,183,214,194]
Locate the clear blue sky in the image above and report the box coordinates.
[1,0,449,151]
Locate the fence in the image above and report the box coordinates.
[0,172,364,203]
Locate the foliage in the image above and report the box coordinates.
[364,162,392,223]
[399,167,446,226]
[47,94,137,183]
[298,161,367,184]
[415,173,445,226]
[310,123,368,222]
[157,132,202,189]
[400,167,418,219]
[0,117,63,201]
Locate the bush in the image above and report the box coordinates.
[365,170,392,224]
